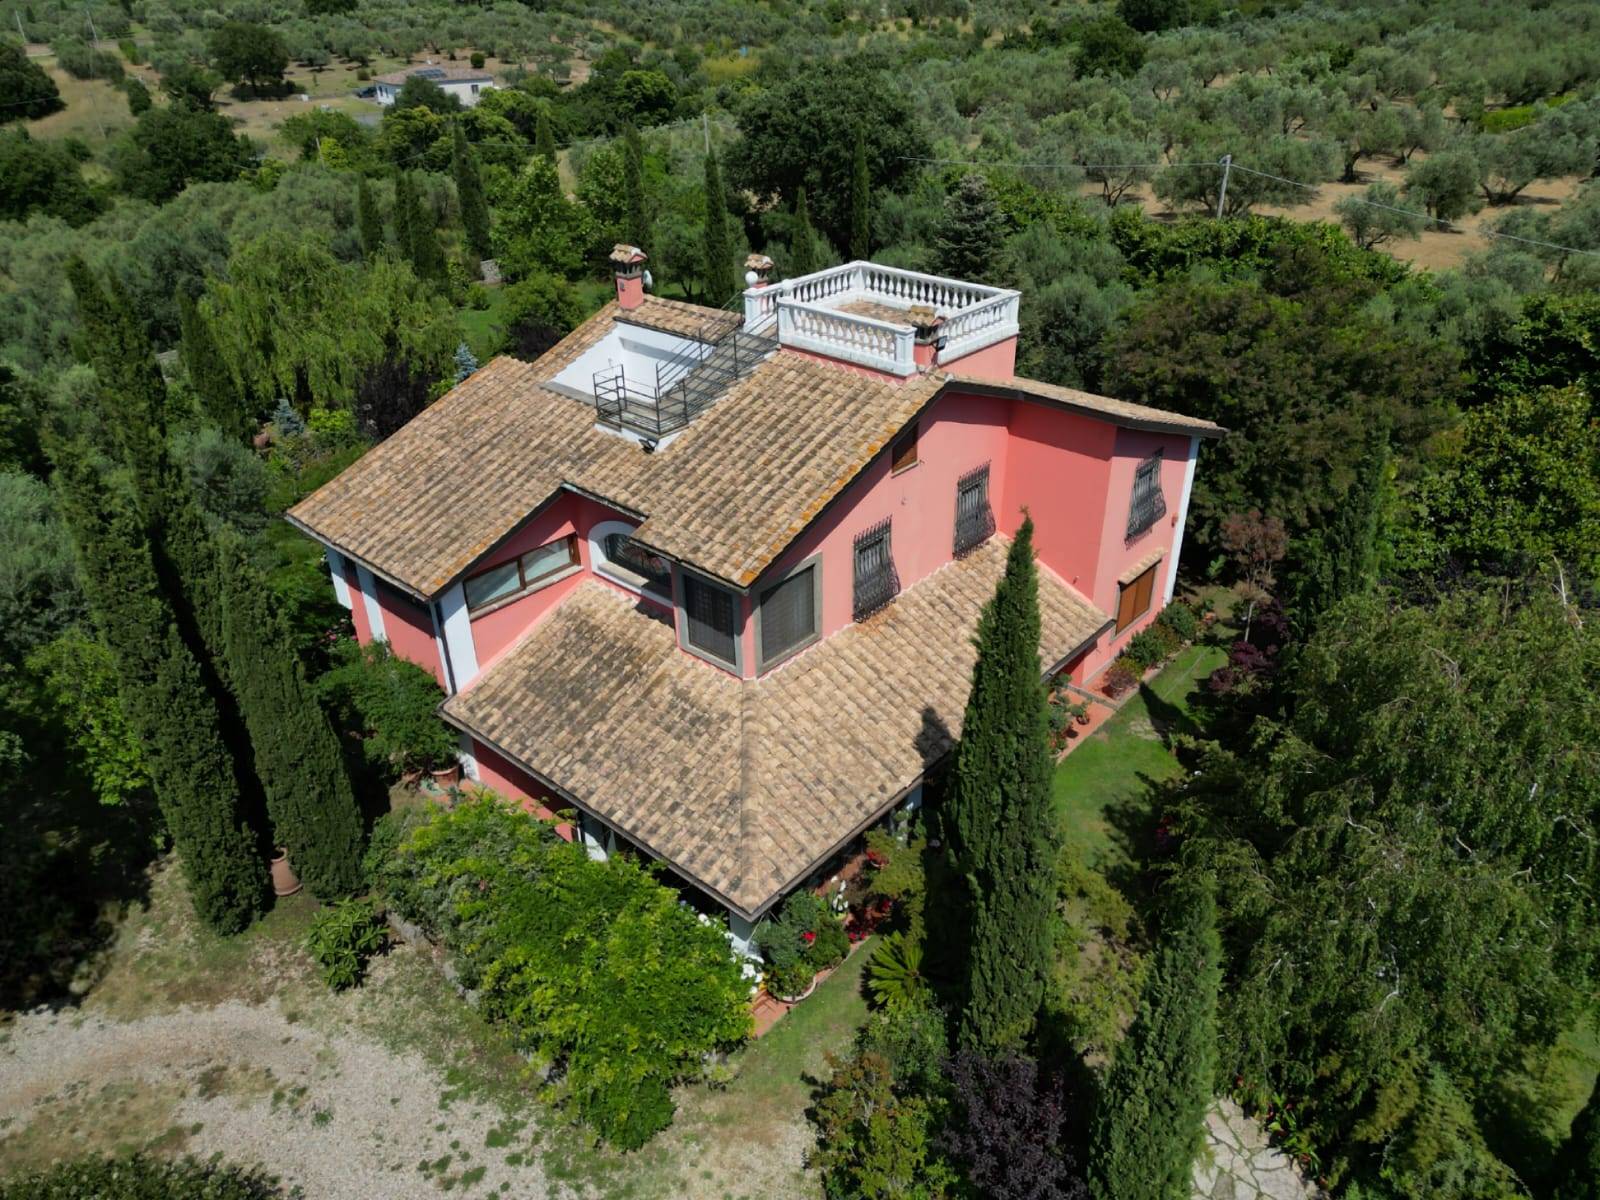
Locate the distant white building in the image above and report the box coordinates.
[372,63,495,107]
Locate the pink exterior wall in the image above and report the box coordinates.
[470,738,575,842]
[755,388,1012,661]
[937,334,1016,380]
[748,386,1195,684]
[467,492,592,671]
[376,579,446,689]
[1077,428,1193,679]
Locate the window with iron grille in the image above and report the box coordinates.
[1126,453,1167,539]
[758,562,818,668]
[853,519,899,621]
[953,463,995,558]
[603,532,672,589]
[682,573,738,668]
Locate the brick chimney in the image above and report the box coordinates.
[610,244,648,310]
[908,305,943,370]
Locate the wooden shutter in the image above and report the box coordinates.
[891,424,919,473]
[1116,565,1158,632]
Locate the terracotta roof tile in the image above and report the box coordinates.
[618,295,741,340]
[440,536,1109,916]
[288,301,1219,599]
[949,374,1227,439]
[1118,547,1167,585]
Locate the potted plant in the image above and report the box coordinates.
[1070,700,1091,726]
[429,758,462,789]
[269,847,302,897]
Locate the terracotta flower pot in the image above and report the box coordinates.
[400,767,424,789]
[1075,711,1091,726]
[269,849,302,897]
[430,762,462,789]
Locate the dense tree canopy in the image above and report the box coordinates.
[1174,587,1600,1189]
[733,58,929,251]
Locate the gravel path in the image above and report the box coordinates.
[0,994,548,1198]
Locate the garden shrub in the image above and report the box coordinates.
[0,1154,282,1198]
[316,638,458,776]
[1157,600,1200,642]
[1126,623,1179,669]
[757,891,848,997]
[304,897,385,989]
[470,51,486,68]
[1101,657,1140,698]
[373,795,750,1147]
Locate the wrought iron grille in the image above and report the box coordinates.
[953,463,995,558]
[853,518,899,621]
[1125,453,1167,539]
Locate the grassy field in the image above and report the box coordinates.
[1052,635,1228,875]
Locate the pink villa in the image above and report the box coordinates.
[288,251,1223,952]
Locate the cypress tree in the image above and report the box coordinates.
[178,291,248,440]
[452,123,492,261]
[398,171,446,283]
[946,517,1058,1053]
[68,263,227,665]
[356,173,384,259]
[534,108,557,163]
[850,133,871,260]
[1089,876,1222,1200]
[217,532,364,897]
[48,433,264,933]
[1281,427,1389,637]
[790,186,819,277]
[622,125,648,248]
[1551,1083,1600,1200]
[701,149,736,302]
[393,171,420,270]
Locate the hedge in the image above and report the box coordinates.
[0,1154,285,1198]
[369,796,752,1147]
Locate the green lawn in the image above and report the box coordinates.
[1052,639,1227,874]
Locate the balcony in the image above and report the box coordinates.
[742,262,1021,377]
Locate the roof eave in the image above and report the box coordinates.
[948,378,1227,440]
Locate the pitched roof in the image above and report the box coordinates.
[287,300,941,595]
[287,299,1221,598]
[440,536,1110,916]
[619,295,741,341]
[951,374,1226,439]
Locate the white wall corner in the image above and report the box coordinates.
[726,912,760,961]
[354,564,387,641]
[326,548,353,610]
[438,581,479,687]
[1164,436,1201,607]
[457,732,479,781]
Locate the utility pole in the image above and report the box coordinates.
[15,11,26,42]
[1215,154,1232,219]
[83,7,107,143]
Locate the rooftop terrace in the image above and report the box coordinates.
[743,261,1022,377]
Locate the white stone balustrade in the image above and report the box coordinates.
[777,301,915,374]
[744,261,1020,376]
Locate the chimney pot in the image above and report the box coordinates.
[744,253,775,289]
[610,244,648,310]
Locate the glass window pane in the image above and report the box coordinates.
[761,566,816,664]
[521,537,575,583]
[684,576,737,665]
[464,560,521,609]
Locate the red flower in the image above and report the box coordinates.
[802,931,816,944]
